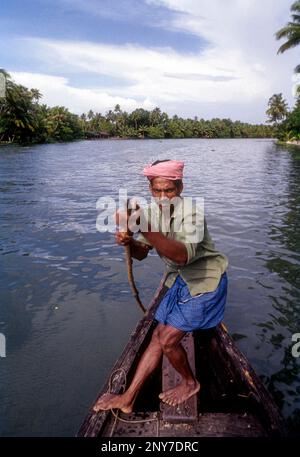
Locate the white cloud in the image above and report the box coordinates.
[9,0,299,122]
[14,37,274,115]
[11,71,155,114]
[147,0,298,92]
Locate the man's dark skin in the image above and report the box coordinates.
[93,178,200,413]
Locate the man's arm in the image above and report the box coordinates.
[141,231,187,266]
[115,209,187,264]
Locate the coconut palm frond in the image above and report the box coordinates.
[277,36,300,54]
[276,1,300,57]
[276,23,300,39]
[291,0,300,12]
[291,14,300,23]
[294,63,300,73]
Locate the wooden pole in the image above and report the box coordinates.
[124,199,146,314]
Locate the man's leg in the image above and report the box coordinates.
[158,324,200,406]
[93,323,199,413]
[93,323,164,413]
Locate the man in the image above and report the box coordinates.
[94,159,228,413]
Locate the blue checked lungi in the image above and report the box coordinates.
[155,272,228,332]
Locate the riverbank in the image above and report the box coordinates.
[286,140,300,146]
[277,140,300,147]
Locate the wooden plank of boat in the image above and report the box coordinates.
[77,276,287,437]
[161,333,198,423]
[101,411,267,437]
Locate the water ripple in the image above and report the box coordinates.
[1,139,300,435]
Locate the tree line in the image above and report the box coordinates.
[0,70,83,144]
[1,1,300,146]
[0,70,273,145]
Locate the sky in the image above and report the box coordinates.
[1,0,299,123]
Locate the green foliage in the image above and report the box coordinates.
[276,1,300,73]
[165,119,185,138]
[45,106,84,142]
[270,92,300,141]
[277,102,300,141]
[0,71,84,144]
[285,101,300,129]
[266,94,289,125]
[273,2,300,140]
[147,125,165,139]
[0,70,43,144]
[0,70,274,145]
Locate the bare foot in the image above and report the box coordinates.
[93,392,133,414]
[159,380,200,407]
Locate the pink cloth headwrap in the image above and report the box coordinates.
[142,160,184,181]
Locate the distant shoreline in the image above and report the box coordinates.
[0,137,277,146]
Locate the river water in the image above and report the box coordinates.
[0,138,299,436]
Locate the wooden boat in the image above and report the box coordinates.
[77,277,287,437]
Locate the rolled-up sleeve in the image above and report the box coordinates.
[136,231,153,247]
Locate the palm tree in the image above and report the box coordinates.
[87,109,95,120]
[276,1,300,72]
[266,94,289,125]
[149,107,162,126]
[30,88,42,102]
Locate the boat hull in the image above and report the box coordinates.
[78,280,286,437]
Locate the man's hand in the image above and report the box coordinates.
[115,230,150,261]
[115,231,132,246]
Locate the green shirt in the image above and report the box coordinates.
[136,197,228,295]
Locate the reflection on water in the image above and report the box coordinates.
[254,144,300,432]
[0,139,299,436]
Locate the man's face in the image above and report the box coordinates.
[150,178,183,209]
